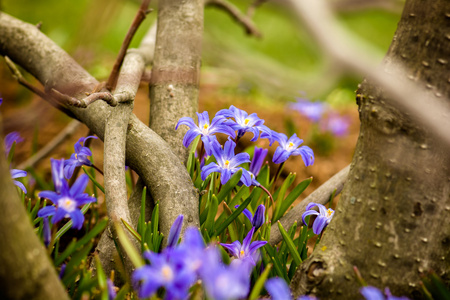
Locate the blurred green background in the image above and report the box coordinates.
[1,0,402,106]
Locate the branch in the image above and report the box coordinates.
[205,0,262,37]
[269,164,350,245]
[283,0,450,148]
[0,11,199,251]
[17,120,81,170]
[105,0,152,91]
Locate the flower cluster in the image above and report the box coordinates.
[176,105,314,186]
[290,97,350,137]
[38,158,96,230]
[133,215,264,300]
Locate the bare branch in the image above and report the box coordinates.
[105,0,152,91]
[17,120,82,170]
[205,0,262,37]
[269,165,350,245]
[283,0,450,148]
[50,89,118,108]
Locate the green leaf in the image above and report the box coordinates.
[115,283,130,300]
[204,194,219,236]
[115,222,144,268]
[62,242,93,284]
[216,169,243,203]
[95,255,108,300]
[278,221,302,266]
[137,186,147,237]
[275,177,312,222]
[214,194,252,236]
[422,272,450,300]
[272,173,296,222]
[187,135,200,177]
[82,166,105,193]
[248,264,273,300]
[264,244,288,281]
[122,218,142,242]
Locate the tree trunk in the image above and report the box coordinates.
[291,0,450,299]
[0,124,69,300]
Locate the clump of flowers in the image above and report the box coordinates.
[38,158,96,230]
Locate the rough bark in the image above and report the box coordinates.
[291,1,450,299]
[0,12,199,247]
[0,124,69,300]
[149,0,203,163]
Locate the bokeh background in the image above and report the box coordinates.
[0,0,404,199]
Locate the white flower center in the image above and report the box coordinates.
[161,265,174,282]
[202,124,209,135]
[287,142,295,150]
[58,197,76,214]
[224,160,230,168]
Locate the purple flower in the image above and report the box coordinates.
[10,169,27,194]
[302,203,334,235]
[220,227,267,266]
[4,131,24,155]
[201,138,252,186]
[42,216,51,247]
[216,105,272,142]
[200,246,251,300]
[38,159,96,229]
[133,248,195,300]
[320,113,350,137]
[290,98,326,122]
[107,279,117,300]
[250,147,268,177]
[176,111,236,151]
[64,135,97,179]
[361,286,410,300]
[178,227,206,276]
[265,278,318,300]
[167,215,183,248]
[272,132,314,166]
[235,204,265,230]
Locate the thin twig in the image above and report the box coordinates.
[4,56,73,116]
[205,0,262,38]
[17,120,81,170]
[105,0,152,91]
[269,164,350,245]
[50,89,117,108]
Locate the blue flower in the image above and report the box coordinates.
[200,246,251,300]
[302,203,334,235]
[64,135,97,179]
[235,204,265,230]
[360,286,410,300]
[38,159,96,229]
[220,227,267,266]
[10,169,27,194]
[290,98,326,123]
[177,227,206,276]
[265,277,318,300]
[42,216,51,247]
[320,113,350,137]
[272,132,314,166]
[133,248,195,300]
[216,105,272,142]
[250,147,268,177]
[201,138,252,186]
[167,215,184,248]
[107,279,117,300]
[176,111,236,151]
[4,131,24,156]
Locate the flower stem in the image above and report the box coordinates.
[91,164,104,176]
[258,184,274,208]
[270,162,285,193]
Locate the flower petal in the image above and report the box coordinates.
[38,206,57,218]
[167,215,184,248]
[70,209,85,230]
[13,180,27,194]
[69,174,89,198]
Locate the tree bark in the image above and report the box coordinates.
[149,0,203,163]
[0,124,69,300]
[291,0,450,299]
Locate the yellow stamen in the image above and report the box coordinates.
[240,250,245,257]
[288,142,294,148]
[244,119,250,125]
[203,124,208,129]
[161,265,174,281]
[224,160,230,167]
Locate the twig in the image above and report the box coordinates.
[4,56,73,116]
[50,89,117,108]
[17,120,81,170]
[247,0,269,18]
[105,0,152,91]
[269,164,350,245]
[205,0,262,38]
[283,0,450,147]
